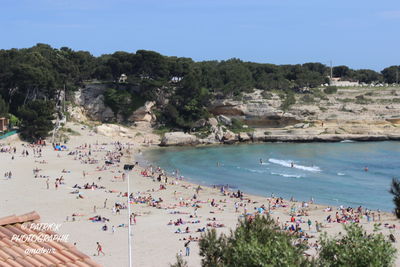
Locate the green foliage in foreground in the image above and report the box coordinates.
[170,255,188,267]
[199,215,311,267]
[318,223,396,267]
[18,100,55,141]
[179,215,397,267]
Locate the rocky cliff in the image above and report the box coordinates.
[72,84,400,146]
[70,83,156,126]
[162,87,400,145]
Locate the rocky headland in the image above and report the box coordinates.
[69,84,400,146]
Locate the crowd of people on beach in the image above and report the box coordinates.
[1,129,398,265]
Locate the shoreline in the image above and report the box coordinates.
[138,144,396,213]
[160,132,400,147]
[133,146,400,265]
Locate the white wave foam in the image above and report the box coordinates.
[268,158,321,172]
[237,166,268,174]
[337,172,346,176]
[340,140,355,143]
[271,172,303,178]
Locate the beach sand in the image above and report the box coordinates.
[0,122,399,267]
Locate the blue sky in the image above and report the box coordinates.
[1,0,399,70]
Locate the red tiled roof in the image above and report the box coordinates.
[0,212,102,267]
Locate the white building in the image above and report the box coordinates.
[119,74,128,83]
[329,77,359,87]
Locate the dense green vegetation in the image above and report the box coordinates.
[390,178,400,219]
[199,216,311,267]
[0,95,8,117]
[17,100,55,141]
[103,88,145,119]
[0,44,399,138]
[173,215,396,267]
[318,223,396,267]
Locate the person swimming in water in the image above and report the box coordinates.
[364,166,368,172]
[291,162,294,168]
[259,158,263,164]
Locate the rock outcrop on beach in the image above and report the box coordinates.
[128,101,156,123]
[161,132,199,146]
[95,124,134,138]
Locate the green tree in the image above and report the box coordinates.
[390,177,400,219]
[280,90,296,111]
[164,70,210,130]
[198,215,311,267]
[0,95,8,117]
[354,69,382,84]
[333,65,352,78]
[104,88,145,120]
[318,223,396,267]
[18,100,55,141]
[381,66,400,84]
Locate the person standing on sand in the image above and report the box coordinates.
[96,242,105,256]
[104,198,108,208]
[307,219,312,230]
[184,240,190,256]
[46,179,49,189]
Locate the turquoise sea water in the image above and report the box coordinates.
[143,142,400,211]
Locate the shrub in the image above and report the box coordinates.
[199,215,311,267]
[300,94,315,104]
[324,86,338,94]
[280,91,296,111]
[318,223,396,267]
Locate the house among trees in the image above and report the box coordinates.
[329,77,359,87]
[118,73,128,83]
[0,117,8,132]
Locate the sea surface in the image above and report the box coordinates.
[143,141,400,211]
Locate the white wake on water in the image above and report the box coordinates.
[271,172,303,178]
[236,166,268,174]
[268,158,321,172]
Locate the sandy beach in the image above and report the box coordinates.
[1,122,399,267]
